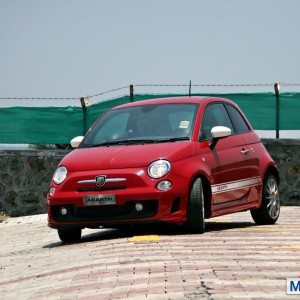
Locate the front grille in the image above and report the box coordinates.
[51,200,158,223]
[77,186,125,192]
[76,177,127,192]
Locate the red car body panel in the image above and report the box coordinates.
[47,96,278,229]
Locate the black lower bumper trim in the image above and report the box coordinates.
[50,200,158,223]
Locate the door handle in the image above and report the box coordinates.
[241,148,250,155]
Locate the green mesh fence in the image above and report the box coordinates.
[0,92,299,144]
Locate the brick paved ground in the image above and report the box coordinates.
[0,207,299,299]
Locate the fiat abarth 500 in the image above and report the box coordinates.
[47,96,280,243]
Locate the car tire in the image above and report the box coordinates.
[251,174,280,225]
[58,228,82,243]
[186,177,205,233]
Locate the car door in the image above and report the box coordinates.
[224,103,262,197]
[199,102,253,206]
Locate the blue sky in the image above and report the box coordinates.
[0,0,300,106]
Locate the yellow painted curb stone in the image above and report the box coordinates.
[128,235,160,243]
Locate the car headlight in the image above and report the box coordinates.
[148,160,171,179]
[53,166,68,184]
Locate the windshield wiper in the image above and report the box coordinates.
[156,137,190,143]
[90,139,159,147]
[91,137,190,147]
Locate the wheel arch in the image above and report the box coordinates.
[188,171,212,219]
[264,164,280,184]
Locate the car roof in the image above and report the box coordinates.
[113,96,235,109]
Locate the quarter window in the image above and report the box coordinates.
[225,104,250,133]
[200,103,234,140]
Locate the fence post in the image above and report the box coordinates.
[80,97,89,135]
[130,84,134,102]
[189,80,192,96]
[274,82,280,139]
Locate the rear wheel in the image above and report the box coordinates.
[251,174,280,225]
[186,177,205,233]
[58,228,82,243]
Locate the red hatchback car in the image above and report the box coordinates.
[47,97,280,243]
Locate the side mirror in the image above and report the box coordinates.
[209,126,231,149]
[70,136,84,148]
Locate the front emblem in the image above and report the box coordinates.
[95,175,106,187]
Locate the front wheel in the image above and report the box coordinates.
[185,177,205,233]
[251,174,280,225]
[58,228,82,243]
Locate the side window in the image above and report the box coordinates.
[200,103,234,140]
[225,104,250,133]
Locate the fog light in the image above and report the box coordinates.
[49,187,56,197]
[60,207,68,215]
[157,180,172,191]
[135,203,143,212]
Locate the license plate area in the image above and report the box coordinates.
[83,194,116,206]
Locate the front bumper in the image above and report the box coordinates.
[47,169,190,229]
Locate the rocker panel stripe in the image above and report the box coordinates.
[211,176,262,194]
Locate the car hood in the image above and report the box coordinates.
[60,142,194,172]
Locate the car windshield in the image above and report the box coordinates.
[80,103,198,148]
